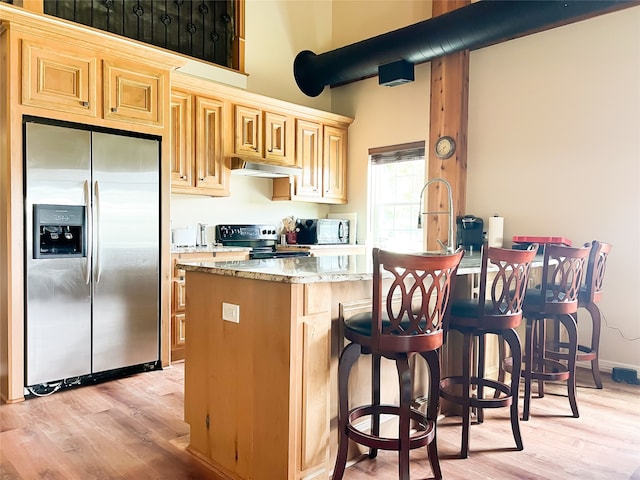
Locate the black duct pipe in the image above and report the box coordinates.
[294,0,636,97]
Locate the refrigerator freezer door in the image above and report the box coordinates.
[25,122,92,386]
[91,132,160,373]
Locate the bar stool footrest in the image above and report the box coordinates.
[346,403,435,451]
[547,341,596,362]
[440,376,513,409]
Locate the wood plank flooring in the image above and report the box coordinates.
[1,363,639,479]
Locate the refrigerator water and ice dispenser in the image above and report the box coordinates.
[33,204,86,258]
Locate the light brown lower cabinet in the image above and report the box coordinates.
[170,251,248,361]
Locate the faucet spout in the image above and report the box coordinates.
[417,178,455,253]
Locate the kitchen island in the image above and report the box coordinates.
[177,252,526,480]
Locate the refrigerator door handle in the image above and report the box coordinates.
[94,180,102,284]
[84,180,92,285]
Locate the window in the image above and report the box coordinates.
[369,142,425,252]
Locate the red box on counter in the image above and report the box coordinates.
[512,236,572,249]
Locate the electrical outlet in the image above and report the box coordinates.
[222,302,240,323]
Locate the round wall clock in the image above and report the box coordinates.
[435,136,456,159]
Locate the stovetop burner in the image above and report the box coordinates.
[215,224,310,259]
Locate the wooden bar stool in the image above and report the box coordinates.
[332,248,463,480]
[549,241,612,388]
[511,243,590,420]
[439,245,538,458]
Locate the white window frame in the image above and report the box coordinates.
[368,142,426,252]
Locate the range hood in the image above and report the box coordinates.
[230,157,302,178]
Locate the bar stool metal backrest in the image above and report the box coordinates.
[333,247,463,480]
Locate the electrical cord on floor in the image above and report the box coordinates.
[26,382,63,397]
[602,311,640,342]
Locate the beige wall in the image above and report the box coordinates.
[330,4,640,371]
[466,9,640,371]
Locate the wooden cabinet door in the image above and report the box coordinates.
[21,40,97,117]
[195,96,229,195]
[322,125,348,203]
[294,119,323,199]
[103,60,164,127]
[170,91,193,189]
[234,104,262,158]
[264,111,294,166]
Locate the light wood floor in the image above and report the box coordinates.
[1,363,639,480]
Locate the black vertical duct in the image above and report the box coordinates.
[294,0,637,97]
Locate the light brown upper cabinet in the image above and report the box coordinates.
[21,39,98,117]
[273,120,348,204]
[292,119,322,199]
[170,90,193,189]
[170,89,230,196]
[322,125,348,203]
[21,37,166,130]
[195,96,228,194]
[103,60,164,127]
[233,104,295,167]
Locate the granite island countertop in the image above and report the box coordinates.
[177,250,500,284]
[171,245,251,255]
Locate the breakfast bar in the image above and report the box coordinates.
[178,252,538,480]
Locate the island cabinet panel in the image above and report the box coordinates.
[103,60,164,127]
[184,274,333,480]
[21,39,98,117]
[297,284,331,474]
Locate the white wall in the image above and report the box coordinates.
[330,4,640,371]
[170,177,329,239]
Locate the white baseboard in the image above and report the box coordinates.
[579,359,640,374]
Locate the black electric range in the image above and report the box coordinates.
[215,224,310,259]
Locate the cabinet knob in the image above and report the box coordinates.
[81,101,89,107]
[181,175,187,180]
[111,107,118,113]
[199,177,205,181]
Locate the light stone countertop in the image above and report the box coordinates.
[176,251,505,284]
[171,245,251,254]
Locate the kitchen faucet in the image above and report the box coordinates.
[417,177,455,254]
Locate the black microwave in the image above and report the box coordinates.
[296,219,350,245]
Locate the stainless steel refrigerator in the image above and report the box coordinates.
[25,119,160,390]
